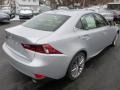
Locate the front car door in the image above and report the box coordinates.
[93,13,116,47]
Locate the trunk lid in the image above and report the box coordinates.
[5,25,52,61]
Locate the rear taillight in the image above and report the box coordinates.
[34,74,45,79]
[22,44,62,54]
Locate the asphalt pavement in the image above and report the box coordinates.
[0,21,120,90]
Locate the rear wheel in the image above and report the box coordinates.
[66,52,85,81]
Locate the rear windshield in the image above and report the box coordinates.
[23,13,70,31]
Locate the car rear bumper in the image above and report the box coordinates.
[3,43,70,80]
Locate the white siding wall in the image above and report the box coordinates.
[16,0,39,14]
[114,0,120,2]
[17,0,39,6]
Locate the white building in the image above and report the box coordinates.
[16,0,40,14]
[114,0,120,2]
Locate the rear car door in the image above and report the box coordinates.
[75,13,107,56]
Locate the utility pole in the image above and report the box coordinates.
[82,0,86,8]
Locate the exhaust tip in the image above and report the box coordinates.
[32,79,38,84]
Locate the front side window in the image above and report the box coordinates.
[81,14,96,30]
[23,13,70,31]
[93,13,108,27]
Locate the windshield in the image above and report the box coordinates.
[23,13,70,31]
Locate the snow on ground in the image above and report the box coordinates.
[11,15,20,21]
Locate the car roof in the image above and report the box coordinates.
[108,2,120,4]
[45,9,94,17]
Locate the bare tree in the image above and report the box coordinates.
[0,0,3,5]
[48,0,112,9]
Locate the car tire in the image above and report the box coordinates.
[111,33,119,46]
[66,52,86,81]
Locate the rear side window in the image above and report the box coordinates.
[93,13,108,27]
[81,14,96,30]
[76,20,83,29]
[23,13,70,31]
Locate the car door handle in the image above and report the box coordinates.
[81,35,90,40]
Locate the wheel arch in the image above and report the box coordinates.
[66,49,87,73]
[75,49,88,60]
[68,49,88,67]
[65,49,87,80]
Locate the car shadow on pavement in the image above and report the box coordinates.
[85,46,113,68]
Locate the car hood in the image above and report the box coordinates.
[5,25,53,44]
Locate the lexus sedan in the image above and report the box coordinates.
[3,10,119,81]
[0,11,10,23]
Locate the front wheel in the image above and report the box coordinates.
[66,52,85,81]
[111,33,119,46]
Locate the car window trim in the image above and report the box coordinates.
[75,13,97,31]
[92,13,109,28]
[75,13,109,31]
[75,18,84,29]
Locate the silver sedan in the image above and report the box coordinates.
[3,10,119,81]
[0,11,10,23]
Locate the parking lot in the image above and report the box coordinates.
[0,21,120,90]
